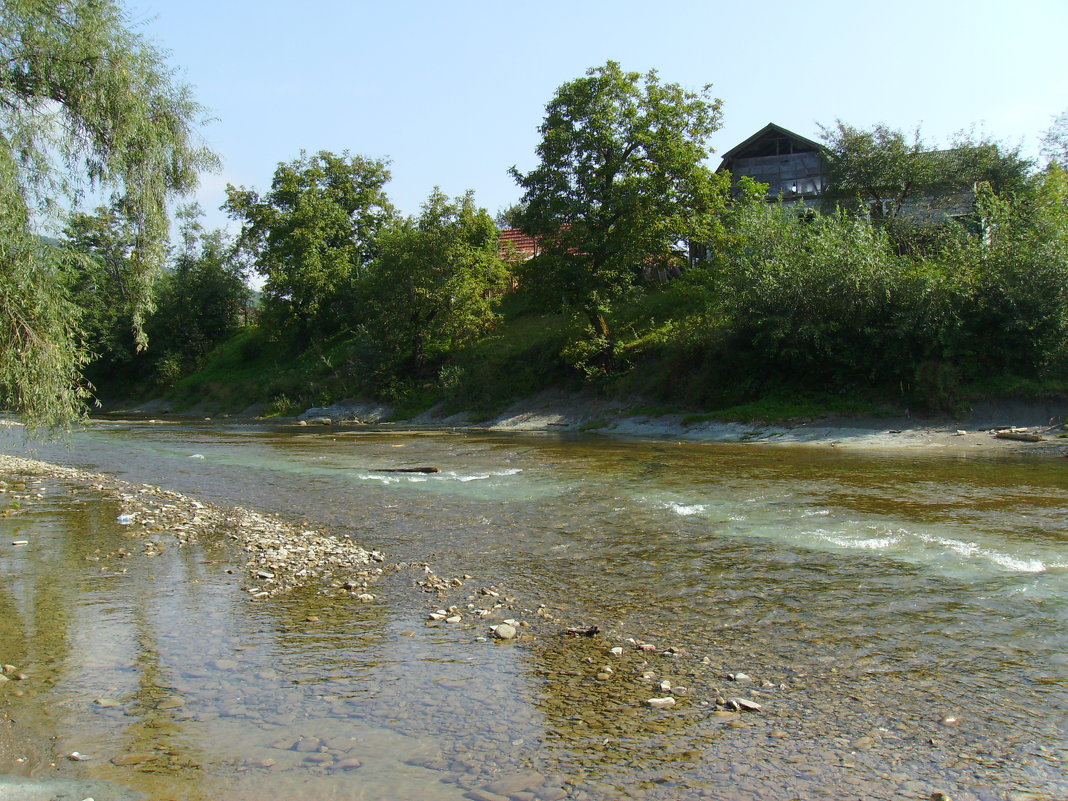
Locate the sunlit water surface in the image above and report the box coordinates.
[0,421,1065,801]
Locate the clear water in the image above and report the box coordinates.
[0,421,1065,801]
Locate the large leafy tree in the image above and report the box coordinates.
[59,201,142,382]
[148,205,251,380]
[819,122,1031,221]
[0,0,216,426]
[224,150,394,350]
[511,61,729,367]
[369,188,509,373]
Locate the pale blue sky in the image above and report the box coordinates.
[126,0,1068,231]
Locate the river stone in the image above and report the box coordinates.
[646,696,676,709]
[728,697,762,712]
[485,770,545,795]
[324,736,357,752]
[491,623,517,640]
[536,789,569,801]
[304,753,334,764]
[330,757,362,770]
[111,752,158,766]
[464,790,510,801]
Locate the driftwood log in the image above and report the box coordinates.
[371,467,441,474]
[994,431,1044,443]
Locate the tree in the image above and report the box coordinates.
[819,121,1031,221]
[59,201,142,383]
[368,189,509,374]
[224,150,393,350]
[148,205,251,381]
[0,0,216,426]
[494,201,527,229]
[1041,109,1068,168]
[510,61,729,368]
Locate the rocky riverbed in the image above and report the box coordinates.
[0,453,385,599]
[1,422,1065,801]
[0,453,784,801]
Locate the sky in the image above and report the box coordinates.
[125,0,1068,233]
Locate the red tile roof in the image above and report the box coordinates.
[498,228,540,260]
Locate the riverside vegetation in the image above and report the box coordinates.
[108,155,1068,425]
[2,4,1067,427]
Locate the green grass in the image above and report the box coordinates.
[962,374,1068,400]
[578,418,608,431]
[626,404,679,417]
[165,327,365,414]
[681,394,886,425]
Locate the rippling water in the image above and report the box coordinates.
[1,421,1066,801]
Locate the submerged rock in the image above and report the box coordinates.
[484,770,546,795]
[646,696,676,709]
[726,697,762,712]
[111,752,158,766]
[331,757,363,770]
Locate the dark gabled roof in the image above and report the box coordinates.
[718,122,824,167]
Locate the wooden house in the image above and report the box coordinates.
[717,122,826,201]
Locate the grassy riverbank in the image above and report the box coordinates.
[78,168,1068,435]
[103,272,1068,433]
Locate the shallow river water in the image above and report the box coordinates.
[0,420,1066,801]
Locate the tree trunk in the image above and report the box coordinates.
[587,309,615,372]
[294,315,311,353]
[413,332,426,375]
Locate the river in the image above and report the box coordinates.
[0,419,1065,801]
